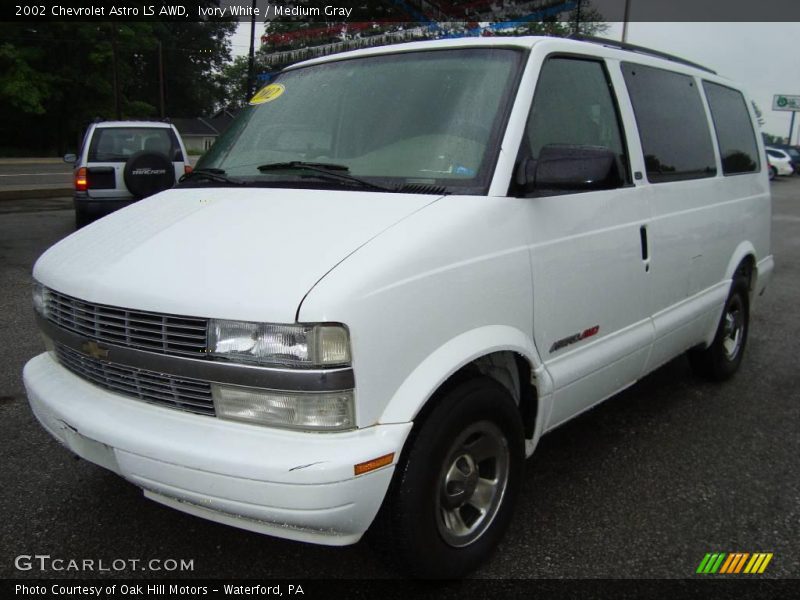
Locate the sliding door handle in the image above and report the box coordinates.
[639,225,649,261]
[640,225,650,272]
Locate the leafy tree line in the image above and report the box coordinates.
[1,0,611,154]
[0,4,235,155]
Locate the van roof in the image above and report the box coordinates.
[287,35,726,82]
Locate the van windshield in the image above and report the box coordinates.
[196,48,523,194]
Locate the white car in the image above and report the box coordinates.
[25,37,773,578]
[765,147,795,177]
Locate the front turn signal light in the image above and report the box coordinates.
[354,453,395,476]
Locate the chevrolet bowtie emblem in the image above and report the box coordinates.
[80,340,109,360]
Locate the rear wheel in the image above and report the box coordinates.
[688,276,749,381]
[769,166,777,180]
[372,377,524,578]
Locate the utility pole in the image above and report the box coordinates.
[110,25,120,119]
[247,0,257,97]
[789,111,796,145]
[622,0,632,42]
[158,40,166,118]
[573,0,582,35]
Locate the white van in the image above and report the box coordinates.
[24,37,773,577]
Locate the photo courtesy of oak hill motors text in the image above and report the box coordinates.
[45,4,356,17]
[15,583,302,596]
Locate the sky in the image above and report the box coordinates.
[231,21,800,143]
[230,20,266,60]
[603,22,800,142]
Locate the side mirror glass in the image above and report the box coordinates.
[63,153,77,163]
[530,144,623,194]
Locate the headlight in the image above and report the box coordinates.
[208,320,351,368]
[212,384,355,431]
[32,281,47,315]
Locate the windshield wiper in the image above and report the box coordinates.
[179,167,244,186]
[256,161,393,192]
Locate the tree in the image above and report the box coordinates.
[0,2,236,155]
[568,0,609,36]
[0,41,52,114]
[762,132,785,145]
[218,55,254,108]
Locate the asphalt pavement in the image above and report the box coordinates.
[0,159,73,198]
[0,180,798,581]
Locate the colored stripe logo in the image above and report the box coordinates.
[696,552,773,574]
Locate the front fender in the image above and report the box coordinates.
[379,325,553,438]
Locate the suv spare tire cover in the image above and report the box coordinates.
[123,151,176,199]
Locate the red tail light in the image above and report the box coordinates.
[75,167,87,192]
[184,165,193,175]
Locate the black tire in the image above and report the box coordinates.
[372,377,524,578]
[769,166,777,180]
[123,151,175,199]
[688,276,750,381]
[75,206,90,229]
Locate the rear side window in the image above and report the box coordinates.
[702,82,759,174]
[88,127,182,162]
[621,62,716,182]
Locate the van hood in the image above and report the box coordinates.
[33,187,440,322]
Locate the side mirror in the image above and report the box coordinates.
[531,144,623,194]
[63,153,77,163]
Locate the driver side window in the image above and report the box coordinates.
[522,56,630,185]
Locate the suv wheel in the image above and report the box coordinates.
[372,377,524,578]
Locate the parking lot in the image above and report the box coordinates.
[0,179,797,580]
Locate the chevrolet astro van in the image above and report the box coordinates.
[24,37,773,577]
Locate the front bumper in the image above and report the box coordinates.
[23,352,412,545]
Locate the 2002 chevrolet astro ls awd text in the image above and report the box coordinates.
[24,36,773,577]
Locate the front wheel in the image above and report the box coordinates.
[688,277,750,381]
[372,377,524,578]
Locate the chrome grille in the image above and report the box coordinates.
[55,344,215,416]
[43,289,208,358]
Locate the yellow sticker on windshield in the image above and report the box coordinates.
[249,83,285,105]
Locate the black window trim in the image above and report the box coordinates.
[509,52,634,198]
[701,79,761,177]
[620,60,719,184]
